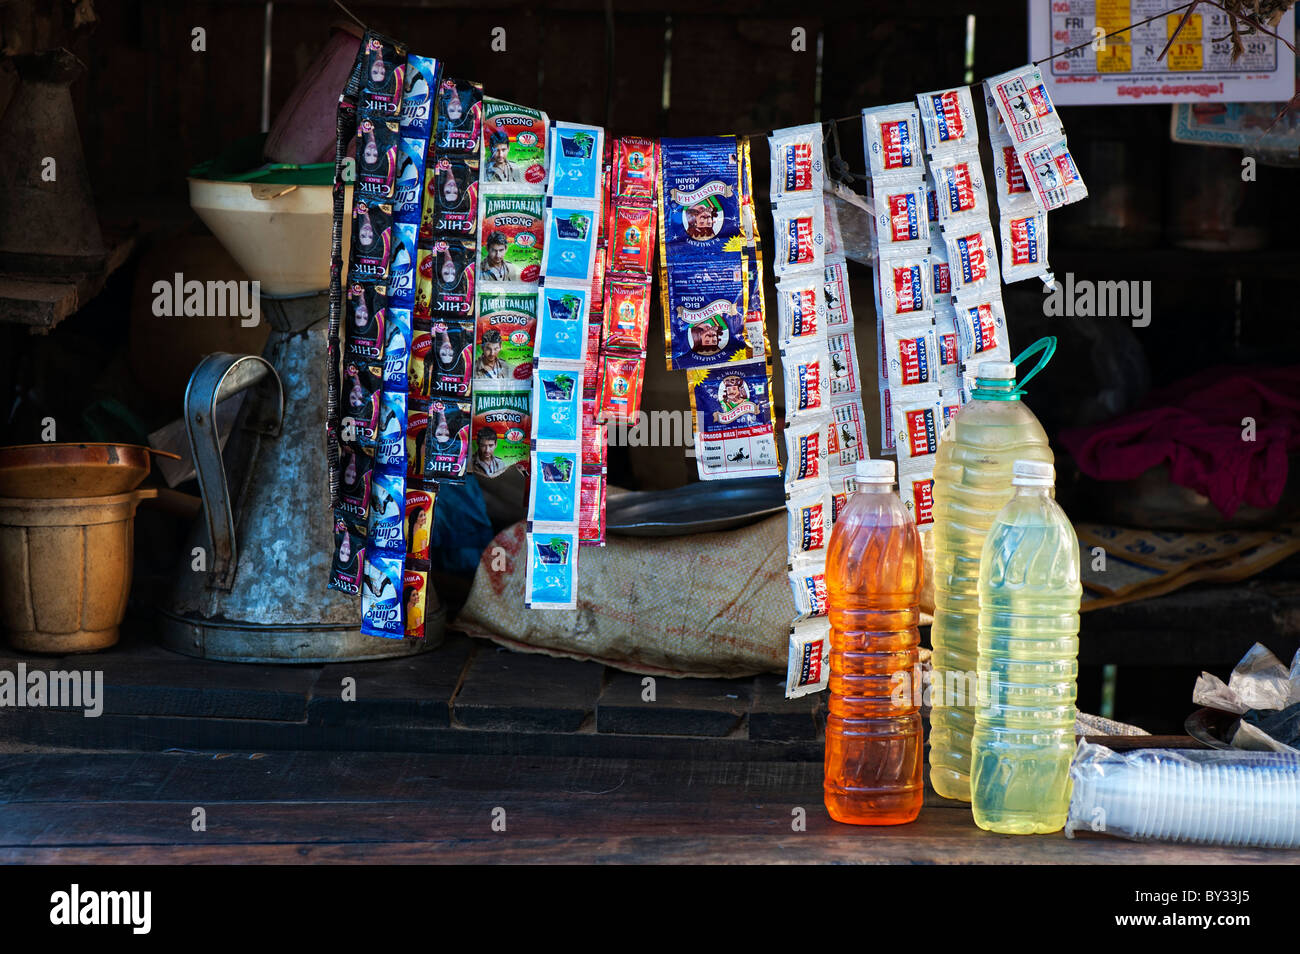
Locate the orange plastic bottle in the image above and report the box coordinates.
[823,458,924,825]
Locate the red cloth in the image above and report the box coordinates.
[1059,366,1300,518]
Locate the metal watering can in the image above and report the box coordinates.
[159,291,443,663]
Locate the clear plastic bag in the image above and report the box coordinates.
[824,182,874,267]
[1066,740,1300,849]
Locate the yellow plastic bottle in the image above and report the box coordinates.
[971,459,1081,834]
[928,348,1054,801]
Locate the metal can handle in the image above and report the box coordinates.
[183,353,284,592]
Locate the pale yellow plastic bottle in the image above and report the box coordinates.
[971,459,1081,834]
[928,355,1053,801]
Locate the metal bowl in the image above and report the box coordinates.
[608,477,785,536]
[0,443,153,499]
[1184,706,1239,750]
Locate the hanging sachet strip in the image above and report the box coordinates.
[863,100,939,532]
[770,124,871,699]
[327,34,368,515]
[327,34,450,644]
[985,64,1087,214]
[659,135,776,482]
[981,75,1055,292]
[386,52,442,639]
[596,136,659,429]
[526,119,606,607]
[331,32,406,617]
[469,97,548,489]
[769,123,830,659]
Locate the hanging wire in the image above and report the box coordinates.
[800,0,1297,139]
[328,0,1295,163]
[332,0,366,30]
[763,0,1294,187]
[1033,2,1198,66]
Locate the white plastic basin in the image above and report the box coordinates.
[188,178,352,296]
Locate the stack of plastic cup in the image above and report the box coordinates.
[1067,741,1300,848]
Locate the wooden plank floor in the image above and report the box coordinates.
[0,750,1296,864]
[0,631,825,761]
[2,609,1297,863]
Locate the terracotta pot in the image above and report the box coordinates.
[0,488,156,654]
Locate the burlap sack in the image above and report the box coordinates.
[458,515,791,677]
[457,514,936,678]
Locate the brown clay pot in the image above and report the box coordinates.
[0,488,156,653]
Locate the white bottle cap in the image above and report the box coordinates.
[976,360,1018,381]
[855,458,895,484]
[1011,459,1055,486]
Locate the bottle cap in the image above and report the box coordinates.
[854,458,895,484]
[976,360,1017,381]
[1011,459,1055,486]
